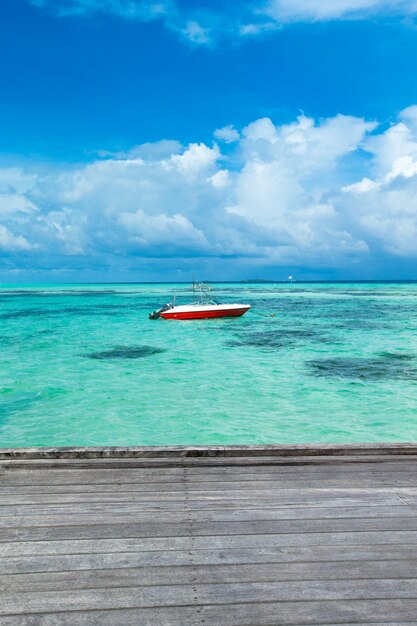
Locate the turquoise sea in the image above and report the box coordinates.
[1,282,417,447]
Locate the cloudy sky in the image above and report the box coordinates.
[2,1,417,281]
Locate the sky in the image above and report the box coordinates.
[2,1,417,281]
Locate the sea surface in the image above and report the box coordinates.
[1,282,417,447]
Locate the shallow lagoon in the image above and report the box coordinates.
[1,282,417,447]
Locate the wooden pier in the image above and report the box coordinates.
[1,444,417,624]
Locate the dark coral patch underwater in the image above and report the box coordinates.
[307,353,417,381]
[224,328,331,350]
[84,345,166,360]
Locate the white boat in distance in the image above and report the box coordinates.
[149,283,251,320]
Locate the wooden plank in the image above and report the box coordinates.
[0,478,407,493]
[4,461,417,484]
[0,488,408,507]
[2,579,417,615]
[2,543,417,575]
[3,515,417,544]
[1,602,417,626]
[3,453,417,471]
[2,443,417,459]
[0,504,414,528]
[3,459,417,476]
[4,473,417,493]
[0,495,407,518]
[3,529,417,558]
[2,559,417,593]
[399,496,417,505]
[0,486,417,504]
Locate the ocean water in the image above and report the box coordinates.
[1,282,417,447]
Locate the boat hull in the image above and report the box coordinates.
[161,305,250,320]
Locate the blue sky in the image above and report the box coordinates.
[2,0,417,281]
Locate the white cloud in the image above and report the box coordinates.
[0,225,33,252]
[4,107,417,275]
[32,0,417,44]
[240,114,376,170]
[0,194,38,215]
[119,209,210,252]
[337,107,417,258]
[32,0,173,20]
[214,125,240,144]
[226,114,374,262]
[169,142,219,177]
[0,167,38,194]
[342,177,379,193]
[209,170,230,189]
[101,139,182,160]
[181,20,211,44]
[263,0,417,22]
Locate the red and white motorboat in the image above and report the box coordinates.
[157,302,250,320]
[149,283,250,320]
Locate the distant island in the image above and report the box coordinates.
[239,279,279,283]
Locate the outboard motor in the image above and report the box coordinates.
[149,303,173,320]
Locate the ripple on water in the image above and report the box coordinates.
[0,289,130,297]
[0,305,131,320]
[84,345,166,360]
[0,391,45,423]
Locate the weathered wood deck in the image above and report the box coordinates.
[1,444,417,625]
